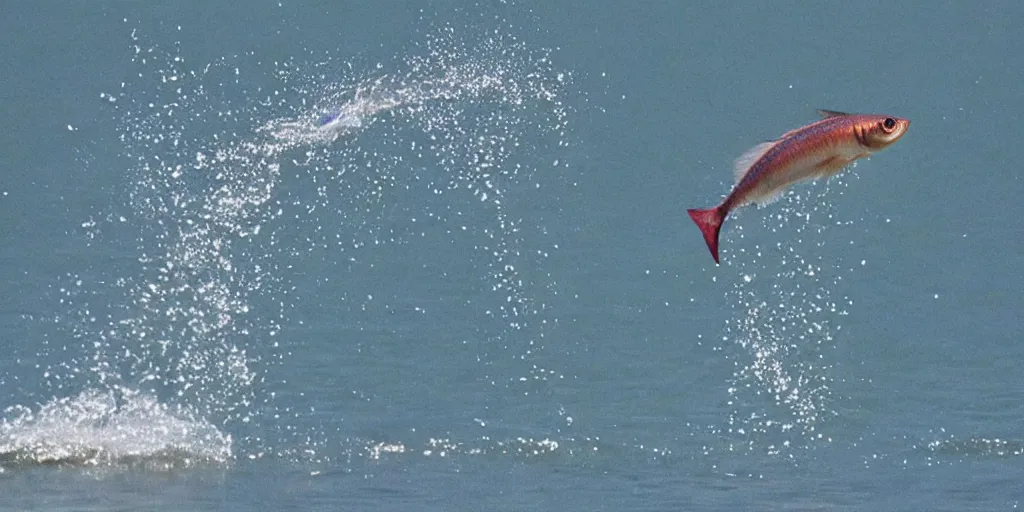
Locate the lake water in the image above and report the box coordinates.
[1,2,1021,510]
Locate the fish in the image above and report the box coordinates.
[317,90,405,135]
[317,111,363,131]
[687,110,910,264]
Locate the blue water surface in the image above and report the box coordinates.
[0,2,1021,510]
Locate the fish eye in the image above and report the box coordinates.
[882,117,897,131]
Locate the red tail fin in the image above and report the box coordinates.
[687,206,726,264]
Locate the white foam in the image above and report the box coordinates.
[0,387,230,469]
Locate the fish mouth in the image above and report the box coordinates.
[894,119,911,140]
[885,118,911,144]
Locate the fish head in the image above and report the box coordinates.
[862,115,910,150]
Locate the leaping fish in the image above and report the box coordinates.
[315,90,405,136]
[317,111,363,131]
[687,110,909,264]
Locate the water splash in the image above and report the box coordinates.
[9,17,574,469]
[0,386,230,470]
[711,172,861,458]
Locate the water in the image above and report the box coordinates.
[1,2,1022,510]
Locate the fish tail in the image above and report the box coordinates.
[687,205,727,264]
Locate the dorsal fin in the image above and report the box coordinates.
[818,109,851,119]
